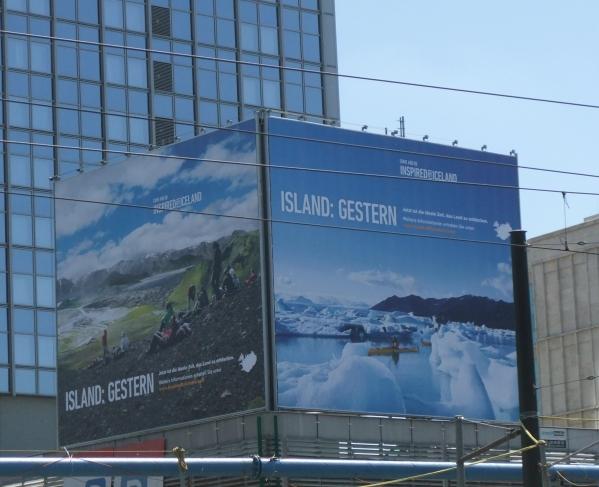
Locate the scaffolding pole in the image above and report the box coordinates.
[1,457,599,483]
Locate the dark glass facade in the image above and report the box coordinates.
[0,0,339,397]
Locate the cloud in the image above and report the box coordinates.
[277,275,294,286]
[56,135,256,239]
[56,154,186,238]
[175,135,257,189]
[348,269,415,294]
[482,262,513,299]
[58,190,259,281]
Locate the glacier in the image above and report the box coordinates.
[275,295,517,421]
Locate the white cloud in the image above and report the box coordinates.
[482,262,513,299]
[58,190,259,281]
[56,136,256,239]
[175,135,257,189]
[348,269,415,294]
[56,154,186,238]
[277,275,294,286]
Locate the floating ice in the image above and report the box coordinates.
[278,343,406,413]
[429,325,517,420]
[275,295,517,420]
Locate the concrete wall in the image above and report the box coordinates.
[0,396,57,454]
[529,218,599,428]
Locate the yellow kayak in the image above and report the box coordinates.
[368,346,418,356]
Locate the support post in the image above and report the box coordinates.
[257,416,264,487]
[537,437,550,487]
[510,230,542,486]
[455,416,466,487]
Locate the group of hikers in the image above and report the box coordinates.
[147,301,192,354]
[95,242,260,360]
[207,242,257,302]
[91,329,130,368]
[147,242,258,354]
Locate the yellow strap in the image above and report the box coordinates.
[361,442,541,487]
[520,422,543,446]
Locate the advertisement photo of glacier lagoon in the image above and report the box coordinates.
[273,225,519,422]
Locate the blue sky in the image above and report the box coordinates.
[269,119,519,304]
[56,125,259,281]
[335,1,599,239]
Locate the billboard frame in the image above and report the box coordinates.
[262,114,521,422]
[256,112,275,413]
[55,119,270,447]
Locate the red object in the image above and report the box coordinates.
[73,438,166,458]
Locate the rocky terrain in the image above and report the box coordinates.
[371,294,515,330]
[58,283,265,445]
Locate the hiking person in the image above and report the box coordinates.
[187,284,196,311]
[148,323,173,353]
[175,321,192,340]
[101,329,109,363]
[161,302,175,331]
[148,303,177,353]
[228,266,240,288]
[245,269,257,286]
[210,242,222,297]
[222,270,235,294]
[120,331,129,352]
[198,287,209,308]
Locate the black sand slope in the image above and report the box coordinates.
[58,283,265,445]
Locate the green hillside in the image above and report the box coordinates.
[167,230,260,307]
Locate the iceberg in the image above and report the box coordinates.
[274,294,518,421]
[429,325,517,420]
[278,343,406,413]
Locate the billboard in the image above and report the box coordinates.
[56,121,265,444]
[267,118,521,421]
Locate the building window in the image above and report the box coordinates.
[0,308,8,366]
[14,368,36,394]
[0,367,8,393]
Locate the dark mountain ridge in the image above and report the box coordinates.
[58,230,257,303]
[371,294,514,330]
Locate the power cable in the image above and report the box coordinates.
[4,96,599,183]
[3,138,599,198]
[3,29,599,111]
[6,184,599,260]
[535,376,599,390]
[554,470,596,487]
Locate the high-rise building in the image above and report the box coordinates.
[0,0,339,451]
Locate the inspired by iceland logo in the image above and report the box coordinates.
[238,351,257,373]
[493,221,513,240]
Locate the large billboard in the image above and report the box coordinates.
[267,118,520,421]
[56,121,265,444]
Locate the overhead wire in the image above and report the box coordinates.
[4,96,599,184]
[2,29,599,111]
[554,471,597,487]
[0,19,594,487]
[539,415,599,423]
[360,423,543,486]
[3,138,599,199]
[535,375,599,390]
[5,182,599,260]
